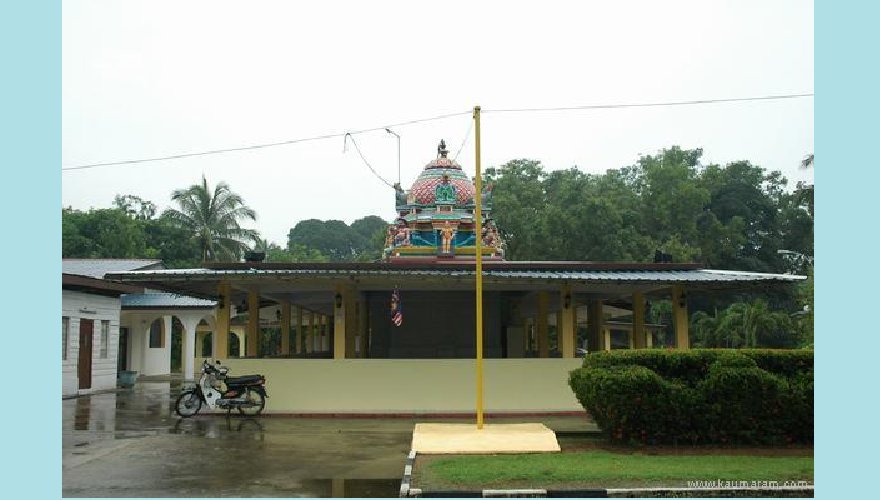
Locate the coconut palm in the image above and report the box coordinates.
[162,175,259,262]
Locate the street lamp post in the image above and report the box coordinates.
[385,128,401,186]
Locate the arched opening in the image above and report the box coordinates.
[170,317,183,373]
[199,331,241,357]
[201,332,212,357]
[148,318,164,348]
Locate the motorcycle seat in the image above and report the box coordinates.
[225,374,264,386]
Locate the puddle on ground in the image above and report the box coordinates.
[295,478,401,498]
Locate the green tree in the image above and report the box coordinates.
[143,217,203,268]
[264,242,329,263]
[691,299,800,348]
[113,194,157,220]
[62,207,147,258]
[697,161,789,272]
[350,215,387,242]
[287,216,387,262]
[633,147,709,251]
[350,215,389,261]
[489,159,549,260]
[162,176,259,262]
[288,219,360,261]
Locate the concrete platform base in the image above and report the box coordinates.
[411,423,561,454]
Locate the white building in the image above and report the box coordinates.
[62,259,217,397]
[61,259,157,396]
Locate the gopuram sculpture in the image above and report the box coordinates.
[383,140,504,262]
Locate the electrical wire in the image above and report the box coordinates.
[481,93,813,114]
[62,93,813,171]
[453,118,474,161]
[62,110,471,171]
[343,133,395,189]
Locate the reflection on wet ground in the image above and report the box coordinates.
[63,379,594,497]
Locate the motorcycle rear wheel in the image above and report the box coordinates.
[237,389,265,416]
[174,390,202,418]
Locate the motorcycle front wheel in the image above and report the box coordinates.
[174,390,202,418]
[237,389,266,416]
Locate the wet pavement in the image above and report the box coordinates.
[62,379,595,497]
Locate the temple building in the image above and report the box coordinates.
[385,139,504,262]
[108,141,805,414]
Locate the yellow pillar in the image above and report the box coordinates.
[234,330,245,357]
[604,328,612,351]
[672,285,690,349]
[214,283,231,359]
[280,301,291,355]
[559,285,576,358]
[334,286,347,359]
[306,311,314,354]
[247,289,259,357]
[295,305,303,354]
[331,478,345,498]
[632,292,646,349]
[536,292,549,358]
[647,330,653,348]
[587,299,604,353]
[333,286,357,359]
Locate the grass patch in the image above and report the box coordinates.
[416,451,813,490]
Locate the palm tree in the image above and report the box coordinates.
[162,175,259,261]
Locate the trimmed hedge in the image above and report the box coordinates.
[568,349,813,445]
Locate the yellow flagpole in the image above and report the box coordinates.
[473,105,484,429]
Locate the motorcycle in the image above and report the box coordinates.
[174,359,268,418]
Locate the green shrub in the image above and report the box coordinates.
[569,349,813,445]
[569,366,696,444]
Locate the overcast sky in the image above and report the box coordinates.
[62,0,813,245]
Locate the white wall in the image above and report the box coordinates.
[61,290,121,396]
[120,313,172,376]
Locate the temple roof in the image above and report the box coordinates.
[106,262,805,301]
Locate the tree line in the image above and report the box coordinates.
[488,146,812,273]
[62,176,389,265]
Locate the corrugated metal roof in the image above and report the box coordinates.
[121,293,216,309]
[108,267,804,283]
[62,259,164,279]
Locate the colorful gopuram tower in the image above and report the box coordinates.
[384,140,505,262]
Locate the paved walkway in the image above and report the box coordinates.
[62,379,595,497]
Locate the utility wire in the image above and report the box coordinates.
[481,93,813,114]
[62,93,812,171]
[453,118,474,161]
[62,110,471,171]
[343,133,395,189]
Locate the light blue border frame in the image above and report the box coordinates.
[3,1,61,499]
